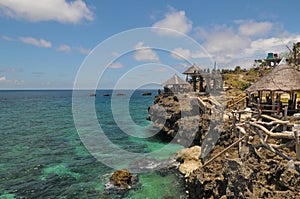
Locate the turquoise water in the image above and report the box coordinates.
[0,90,186,198]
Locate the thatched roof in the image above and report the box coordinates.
[163,74,189,86]
[246,64,300,92]
[183,64,200,74]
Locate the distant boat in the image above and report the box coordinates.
[89,93,96,97]
[103,94,111,97]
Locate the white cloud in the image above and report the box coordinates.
[57,44,72,53]
[245,35,300,55]
[192,20,300,68]
[171,48,192,60]
[0,0,93,23]
[109,62,124,69]
[57,45,91,54]
[133,42,160,62]
[174,63,189,69]
[112,52,121,58]
[152,67,169,73]
[0,76,6,81]
[1,35,15,41]
[196,26,251,63]
[75,47,91,54]
[171,47,209,60]
[237,20,273,37]
[152,8,192,36]
[19,37,52,48]
[0,76,24,86]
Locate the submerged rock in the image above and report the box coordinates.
[104,169,141,195]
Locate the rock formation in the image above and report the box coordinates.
[104,169,141,195]
[148,93,210,147]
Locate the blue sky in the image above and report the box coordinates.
[0,0,300,89]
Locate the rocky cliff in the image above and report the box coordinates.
[148,93,211,147]
[148,93,300,199]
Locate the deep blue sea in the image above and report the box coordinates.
[0,90,186,199]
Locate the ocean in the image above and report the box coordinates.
[0,90,187,199]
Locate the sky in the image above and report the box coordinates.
[0,0,300,89]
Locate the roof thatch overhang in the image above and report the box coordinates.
[163,74,190,86]
[182,64,200,75]
[246,64,300,93]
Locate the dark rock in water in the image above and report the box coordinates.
[142,92,152,96]
[104,169,141,195]
[146,115,151,121]
[116,93,126,96]
[89,93,96,96]
[103,94,111,97]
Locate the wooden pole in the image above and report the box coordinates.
[293,93,297,110]
[202,135,246,168]
[271,91,275,111]
[294,130,300,161]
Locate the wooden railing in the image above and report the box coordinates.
[227,93,247,109]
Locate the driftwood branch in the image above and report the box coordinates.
[256,120,289,126]
[260,114,285,122]
[270,141,295,149]
[250,122,296,139]
[252,128,293,160]
[270,124,281,132]
[227,110,298,165]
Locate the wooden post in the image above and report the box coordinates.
[206,76,210,91]
[283,106,288,131]
[294,128,300,161]
[293,93,297,110]
[199,76,204,92]
[271,91,275,111]
[192,73,197,92]
[290,91,294,108]
[258,91,262,104]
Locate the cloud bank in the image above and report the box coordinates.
[0,0,93,23]
[152,8,192,36]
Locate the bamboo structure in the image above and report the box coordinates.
[202,109,300,167]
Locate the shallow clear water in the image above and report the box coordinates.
[0,90,186,198]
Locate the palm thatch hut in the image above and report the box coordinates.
[183,64,200,76]
[246,63,300,115]
[163,74,191,94]
[182,64,206,92]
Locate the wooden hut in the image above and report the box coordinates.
[246,63,300,115]
[163,74,191,94]
[182,64,205,92]
[183,64,200,79]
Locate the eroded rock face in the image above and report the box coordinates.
[223,158,253,198]
[104,169,141,195]
[185,155,300,199]
[148,94,210,147]
[175,146,202,177]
